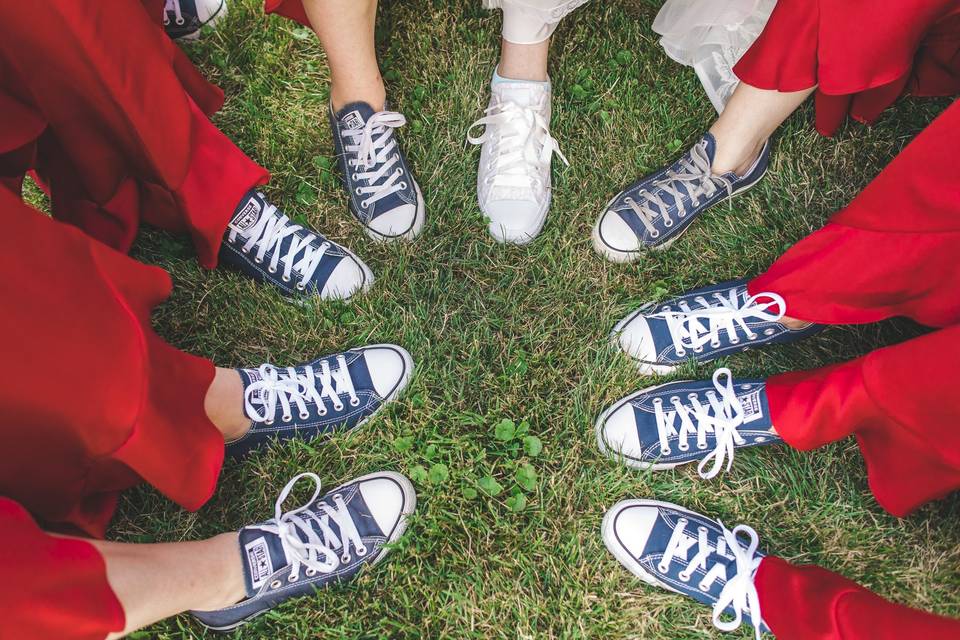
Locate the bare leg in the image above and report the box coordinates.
[498,38,550,82]
[93,533,244,639]
[709,82,816,176]
[204,367,250,441]
[300,0,385,111]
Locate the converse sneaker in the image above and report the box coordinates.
[192,471,416,631]
[162,0,227,41]
[219,190,373,301]
[593,134,769,262]
[603,500,768,640]
[596,368,780,479]
[611,279,821,376]
[468,74,568,244]
[329,102,425,241]
[226,345,413,458]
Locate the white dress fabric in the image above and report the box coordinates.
[483,0,594,44]
[653,0,777,113]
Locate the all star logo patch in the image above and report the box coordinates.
[740,388,764,423]
[245,537,273,589]
[341,110,365,130]
[244,369,263,404]
[229,197,263,233]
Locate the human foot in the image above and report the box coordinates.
[219,190,373,301]
[191,471,416,631]
[329,102,425,241]
[468,71,568,244]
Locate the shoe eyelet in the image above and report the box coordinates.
[350,397,361,407]
[698,582,710,592]
[268,266,277,274]
[649,230,660,238]
[661,447,671,456]
[264,418,274,426]
[305,568,317,577]
[730,338,740,345]
[697,442,708,450]
[742,384,753,390]
[270,580,282,589]
[670,396,680,403]
[318,408,328,416]
[360,200,369,209]
[693,347,703,353]
[283,414,292,423]
[678,443,689,451]
[657,562,669,573]
[678,571,691,582]
[663,219,673,228]
[764,328,776,336]
[711,342,721,348]
[287,574,298,583]
[254,257,264,264]
[282,275,291,283]
[296,283,307,291]
[399,181,408,190]
[299,411,310,420]
[355,187,363,195]
[352,173,359,181]
[175,16,185,25]
[334,403,344,411]
[356,545,368,556]
[341,553,352,563]
[676,349,686,357]
[747,333,758,341]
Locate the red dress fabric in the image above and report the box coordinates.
[0,499,126,640]
[0,0,269,268]
[734,0,960,136]
[755,556,960,639]
[749,99,960,328]
[0,190,225,538]
[264,0,312,28]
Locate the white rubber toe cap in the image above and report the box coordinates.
[596,401,642,460]
[604,502,659,560]
[361,345,414,401]
[484,199,548,245]
[320,254,374,300]
[614,313,656,362]
[593,210,642,263]
[357,471,417,537]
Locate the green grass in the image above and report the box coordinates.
[112,1,959,637]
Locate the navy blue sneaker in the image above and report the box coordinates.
[603,500,768,640]
[612,279,821,376]
[329,102,425,241]
[163,0,227,41]
[593,134,770,262]
[596,368,781,479]
[219,190,374,301]
[225,345,413,458]
[192,471,416,631]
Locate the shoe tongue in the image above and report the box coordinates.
[336,101,377,130]
[228,190,268,237]
[493,80,549,109]
[238,526,290,597]
[699,133,719,165]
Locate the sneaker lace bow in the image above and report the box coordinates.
[653,368,755,479]
[228,201,331,290]
[659,515,765,640]
[625,141,733,236]
[468,99,569,193]
[660,289,786,355]
[343,111,408,210]
[250,473,366,581]
[244,355,360,424]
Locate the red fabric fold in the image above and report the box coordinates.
[735,0,960,136]
[0,191,224,537]
[755,556,960,639]
[0,498,125,640]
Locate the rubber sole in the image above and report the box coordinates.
[362,180,426,243]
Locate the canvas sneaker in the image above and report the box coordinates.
[596,368,781,479]
[219,190,373,301]
[593,134,769,262]
[163,0,227,41]
[603,499,769,640]
[611,279,821,376]
[225,345,413,458]
[468,76,568,244]
[192,471,416,631]
[329,102,425,241]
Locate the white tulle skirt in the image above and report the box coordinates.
[482,0,594,44]
[653,0,776,113]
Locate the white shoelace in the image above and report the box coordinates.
[654,368,763,479]
[249,473,366,582]
[343,112,408,210]
[163,0,184,25]
[658,516,765,640]
[658,289,787,356]
[468,99,569,194]
[625,141,733,237]
[244,356,360,424]
[227,202,331,290]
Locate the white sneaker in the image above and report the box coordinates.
[163,0,228,41]
[468,76,568,245]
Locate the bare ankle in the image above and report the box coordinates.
[779,315,811,330]
[205,368,251,441]
[710,136,765,177]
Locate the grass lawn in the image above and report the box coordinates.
[107,0,960,637]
